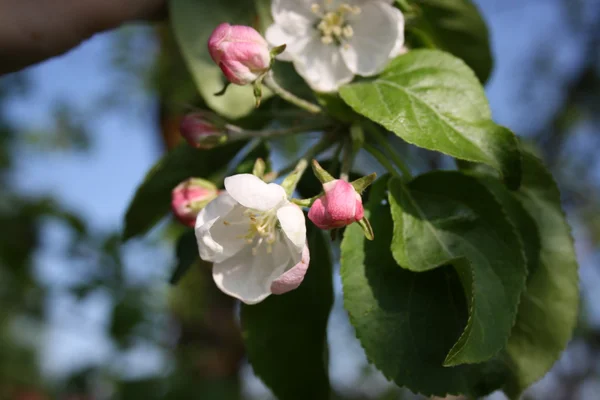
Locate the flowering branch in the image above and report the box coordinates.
[226,121,332,142]
[263,71,323,114]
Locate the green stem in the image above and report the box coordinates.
[340,136,354,181]
[263,72,323,114]
[227,121,331,142]
[365,123,412,179]
[363,143,402,179]
[328,141,344,176]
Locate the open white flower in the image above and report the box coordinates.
[266,0,405,92]
[195,173,308,304]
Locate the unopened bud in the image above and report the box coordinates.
[208,23,271,86]
[180,113,227,149]
[171,178,219,227]
[308,179,364,230]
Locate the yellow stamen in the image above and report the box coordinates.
[314,2,360,46]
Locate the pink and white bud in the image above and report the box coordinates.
[270,242,310,295]
[208,23,271,86]
[308,179,365,230]
[171,178,219,227]
[180,113,227,149]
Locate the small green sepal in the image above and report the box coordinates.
[357,217,374,240]
[214,81,231,96]
[270,44,287,59]
[253,80,263,108]
[351,173,377,193]
[253,158,266,179]
[311,159,335,184]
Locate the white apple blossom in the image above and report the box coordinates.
[266,0,405,92]
[195,173,308,304]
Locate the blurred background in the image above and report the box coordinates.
[0,0,599,398]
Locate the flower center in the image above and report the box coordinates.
[311,1,360,46]
[243,209,279,255]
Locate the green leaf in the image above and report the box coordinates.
[170,0,261,118]
[405,0,493,83]
[388,172,527,366]
[502,152,579,398]
[341,176,507,397]
[339,50,521,189]
[123,142,247,241]
[170,230,198,284]
[241,225,334,400]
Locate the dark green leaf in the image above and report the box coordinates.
[170,230,198,284]
[241,225,334,400]
[388,172,527,365]
[123,142,246,241]
[502,152,579,398]
[170,0,259,118]
[341,176,507,397]
[339,50,521,189]
[405,0,493,83]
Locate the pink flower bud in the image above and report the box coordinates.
[208,23,271,86]
[308,180,364,230]
[171,178,219,227]
[180,113,227,149]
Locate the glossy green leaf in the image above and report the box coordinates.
[388,172,527,365]
[123,142,248,241]
[339,50,521,189]
[341,176,507,397]
[241,225,334,400]
[502,152,579,398]
[170,0,260,118]
[405,0,493,83]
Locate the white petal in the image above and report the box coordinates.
[213,238,297,304]
[340,1,403,76]
[265,24,294,61]
[388,6,406,59]
[224,174,287,211]
[293,39,354,92]
[271,0,315,35]
[195,194,249,263]
[271,242,310,294]
[195,194,236,262]
[276,203,306,252]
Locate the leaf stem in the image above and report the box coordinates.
[363,143,402,179]
[364,123,412,179]
[227,121,331,142]
[263,71,323,114]
[340,136,353,181]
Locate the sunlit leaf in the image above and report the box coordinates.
[340,50,521,189]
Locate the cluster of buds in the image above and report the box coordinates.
[171,178,219,227]
[307,160,374,239]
